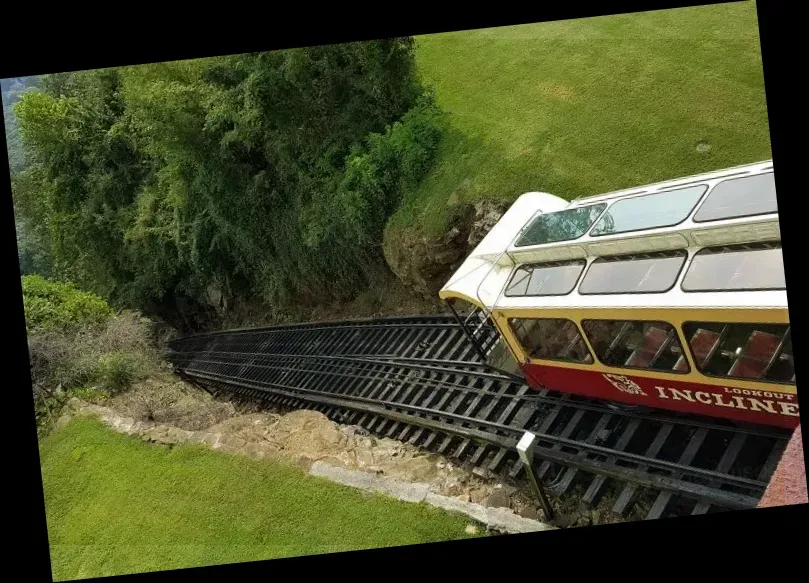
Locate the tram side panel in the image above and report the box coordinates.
[491,311,799,430]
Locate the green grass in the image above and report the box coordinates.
[39,417,480,580]
[394,2,771,235]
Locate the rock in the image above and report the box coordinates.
[354,449,375,467]
[467,201,510,248]
[469,488,489,504]
[591,509,604,524]
[296,456,314,471]
[443,226,462,243]
[456,494,471,503]
[432,248,464,265]
[496,483,518,496]
[518,506,539,520]
[205,284,222,308]
[244,443,265,459]
[472,467,491,479]
[553,514,576,528]
[54,414,73,430]
[201,433,221,447]
[442,477,464,496]
[483,489,511,509]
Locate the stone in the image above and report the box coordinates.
[467,202,509,248]
[432,248,464,266]
[54,414,73,430]
[201,433,221,447]
[485,506,555,534]
[354,449,375,467]
[591,509,604,524]
[296,456,314,471]
[221,435,246,449]
[167,427,193,443]
[244,443,264,459]
[456,494,471,503]
[496,483,518,496]
[469,488,489,504]
[519,506,539,520]
[443,227,462,243]
[553,514,576,528]
[483,489,511,509]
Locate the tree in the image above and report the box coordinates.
[12,40,442,320]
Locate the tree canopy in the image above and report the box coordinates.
[12,41,442,318]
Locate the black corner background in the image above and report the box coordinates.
[4,1,806,581]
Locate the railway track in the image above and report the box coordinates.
[166,313,790,522]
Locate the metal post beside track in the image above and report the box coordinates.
[517,431,555,520]
[446,299,490,363]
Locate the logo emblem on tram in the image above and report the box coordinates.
[603,374,647,396]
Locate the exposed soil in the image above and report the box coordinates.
[66,378,634,529]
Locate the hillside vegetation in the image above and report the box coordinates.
[23,275,162,435]
[10,3,771,324]
[11,42,442,327]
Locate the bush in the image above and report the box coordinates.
[302,93,444,278]
[94,352,138,394]
[22,275,114,333]
[25,279,161,436]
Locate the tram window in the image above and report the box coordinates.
[682,322,794,384]
[582,319,688,373]
[509,318,593,363]
[514,204,607,247]
[682,243,785,292]
[693,173,777,223]
[589,185,707,236]
[504,260,586,297]
[579,251,687,294]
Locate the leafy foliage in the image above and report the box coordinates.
[94,351,139,393]
[25,288,160,436]
[22,275,114,333]
[12,41,442,315]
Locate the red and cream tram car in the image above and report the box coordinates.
[440,160,799,429]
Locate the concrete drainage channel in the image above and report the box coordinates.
[309,461,556,534]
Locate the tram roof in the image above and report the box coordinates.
[439,160,783,311]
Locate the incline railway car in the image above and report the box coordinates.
[440,160,799,429]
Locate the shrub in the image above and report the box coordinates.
[94,352,139,394]
[22,275,114,333]
[25,280,161,435]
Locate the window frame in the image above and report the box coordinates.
[508,317,594,364]
[681,321,795,385]
[581,318,691,374]
[513,202,608,248]
[587,184,709,238]
[578,250,688,296]
[680,243,786,293]
[503,260,587,298]
[691,172,778,224]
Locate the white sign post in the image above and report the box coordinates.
[517,431,555,520]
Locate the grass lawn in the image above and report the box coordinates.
[39,417,479,580]
[394,2,771,235]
